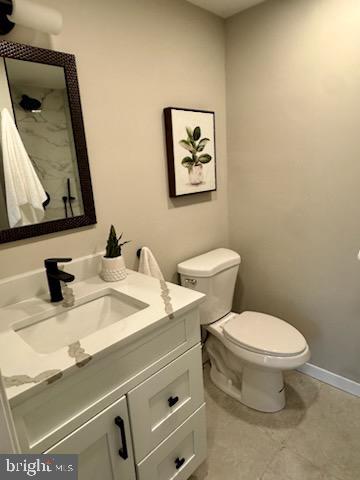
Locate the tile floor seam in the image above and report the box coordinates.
[258,445,286,480]
[276,420,301,447]
[285,419,354,480]
[257,423,291,448]
[192,366,359,480]
[282,445,326,477]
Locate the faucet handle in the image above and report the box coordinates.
[45,258,72,268]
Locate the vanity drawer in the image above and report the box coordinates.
[137,404,206,480]
[128,344,204,462]
[12,309,201,453]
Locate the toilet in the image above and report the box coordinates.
[177,248,310,413]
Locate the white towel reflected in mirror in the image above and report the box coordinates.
[1,108,47,228]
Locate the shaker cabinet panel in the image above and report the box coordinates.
[128,344,204,461]
[137,404,207,480]
[45,396,135,480]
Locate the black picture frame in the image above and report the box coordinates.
[164,107,217,197]
[0,40,96,244]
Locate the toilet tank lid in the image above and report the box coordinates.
[177,248,241,277]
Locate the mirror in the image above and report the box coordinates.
[0,41,96,244]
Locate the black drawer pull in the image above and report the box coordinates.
[168,396,179,407]
[175,457,185,470]
[114,416,128,460]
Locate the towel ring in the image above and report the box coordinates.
[136,248,142,259]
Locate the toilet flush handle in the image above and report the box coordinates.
[184,278,197,288]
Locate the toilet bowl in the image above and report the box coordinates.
[206,312,310,412]
[177,248,311,413]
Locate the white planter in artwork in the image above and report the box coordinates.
[100,256,127,282]
[188,164,204,185]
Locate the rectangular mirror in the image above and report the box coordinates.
[0,41,96,244]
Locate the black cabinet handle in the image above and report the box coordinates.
[114,416,128,460]
[175,457,185,470]
[168,396,179,407]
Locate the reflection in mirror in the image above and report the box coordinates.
[0,58,83,231]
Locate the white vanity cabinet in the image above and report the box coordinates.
[8,307,207,480]
[46,396,136,480]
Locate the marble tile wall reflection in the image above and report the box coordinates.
[12,85,83,223]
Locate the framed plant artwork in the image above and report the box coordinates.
[164,107,217,197]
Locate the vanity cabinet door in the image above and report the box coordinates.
[45,396,135,480]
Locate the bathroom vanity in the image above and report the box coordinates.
[0,256,206,480]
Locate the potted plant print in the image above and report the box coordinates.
[100,225,130,282]
[179,126,212,185]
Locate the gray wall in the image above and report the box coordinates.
[227,0,360,382]
[0,0,228,282]
[2,0,359,384]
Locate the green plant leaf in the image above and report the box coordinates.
[196,138,210,152]
[198,154,212,164]
[105,225,120,258]
[104,225,130,258]
[182,156,194,168]
[120,240,131,247]
[193,126,201,141]
[179,139,195,153]
[186,127,193,140]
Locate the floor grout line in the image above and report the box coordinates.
[258,445,285,480]
[194,367,359,480]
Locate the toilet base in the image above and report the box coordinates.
[241,363,285,412]
[209,358,286,413]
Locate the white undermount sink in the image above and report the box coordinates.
[13,289,149,354]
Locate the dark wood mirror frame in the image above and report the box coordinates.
[0,40,96,244]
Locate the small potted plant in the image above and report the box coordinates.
[100,225,130,282]
[179,126,212,185]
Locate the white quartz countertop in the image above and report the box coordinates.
[0,269,204,404]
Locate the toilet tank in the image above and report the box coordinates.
[177,248,241,325]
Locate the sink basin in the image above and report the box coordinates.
[13,289,149,354]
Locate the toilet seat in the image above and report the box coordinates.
[222,311,307,357]
[206,312,310,371]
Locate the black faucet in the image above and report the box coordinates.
[45,258,75,302]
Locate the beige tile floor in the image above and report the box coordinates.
[190,364,360,480]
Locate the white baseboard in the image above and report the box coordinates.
[297,363,360,397]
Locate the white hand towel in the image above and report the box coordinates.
[138,247,164,281]
[1,108,47,228]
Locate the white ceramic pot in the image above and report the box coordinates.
[100,256,127,282]
[188,164,204,185]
